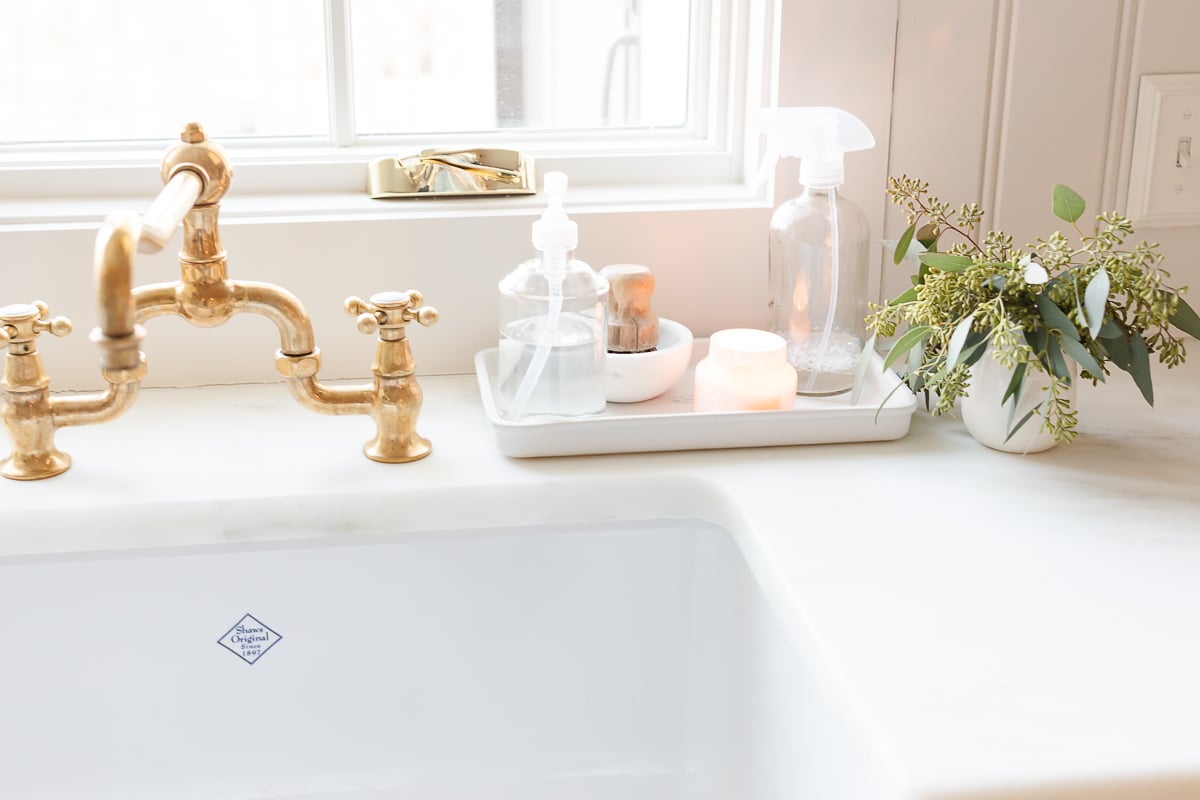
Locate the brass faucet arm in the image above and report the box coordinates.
[138,170,204,255]
[52,380,141,429]
[285,376,374,416]
[232,281,317,355]
[132,283,183,323]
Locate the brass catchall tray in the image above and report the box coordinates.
[368,148,536,198]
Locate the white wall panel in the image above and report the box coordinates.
[886,0,1200,299]
[1122,0,1200,289]
[775,0,901,307]
[990,0,1122,247]
[882,0,1000,301]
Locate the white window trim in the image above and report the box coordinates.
[0,0,778,228]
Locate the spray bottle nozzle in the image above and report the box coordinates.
[754,106,875,189]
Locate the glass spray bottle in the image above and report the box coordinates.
[761,107,876,395]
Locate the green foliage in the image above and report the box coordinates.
[872,176,1194,444]
[894,223,916,265]
[1052,184,1087,224]
[919,252,974,272]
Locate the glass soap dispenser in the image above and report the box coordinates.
[762,107,876,395]
[496,171,608,419]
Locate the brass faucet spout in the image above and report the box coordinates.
[139,170,204,254]
[95,211,140,339]
[97,169,206,337]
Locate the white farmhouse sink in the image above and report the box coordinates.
[0,509,897,799]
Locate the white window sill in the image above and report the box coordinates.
[0,181,770,231]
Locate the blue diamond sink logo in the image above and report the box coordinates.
[218,613,282,665]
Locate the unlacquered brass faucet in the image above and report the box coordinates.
[0,301,144,480]
[1,122,438,480]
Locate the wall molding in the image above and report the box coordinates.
[1105,0,1142,212]
[980,0,1013,220]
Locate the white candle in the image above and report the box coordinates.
[693,329,797,412]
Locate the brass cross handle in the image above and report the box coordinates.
[0,301,72,345]
[345,291,439,335]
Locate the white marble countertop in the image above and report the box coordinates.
[2,365,1198,799]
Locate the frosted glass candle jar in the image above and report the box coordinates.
[693,329,798,412]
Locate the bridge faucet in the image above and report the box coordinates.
[1,122,438,480]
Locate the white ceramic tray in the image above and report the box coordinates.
[474,339,917,458]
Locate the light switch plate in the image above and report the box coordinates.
[1128,73,1200,227]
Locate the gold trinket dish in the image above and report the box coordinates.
[368,148,536,198]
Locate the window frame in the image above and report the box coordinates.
[0,0,777,225]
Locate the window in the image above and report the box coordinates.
[0,0,770,213]
[1,0,698,145]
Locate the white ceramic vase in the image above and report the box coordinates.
[960,348,1076,454]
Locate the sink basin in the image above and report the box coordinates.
[0,505,897,798]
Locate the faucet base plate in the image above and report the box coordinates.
[364,436,432,464]
[1,449,71,481]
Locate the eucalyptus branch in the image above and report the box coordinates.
[871,177,1200,444]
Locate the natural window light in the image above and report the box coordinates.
[0,0,769,220]
[1,0,693,145]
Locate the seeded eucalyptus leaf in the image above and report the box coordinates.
[961,330,988,368]
[1052,184,1086,224]
[889,286,919,306]
[1072,277,1086,338]
[1083,268,1110,339]
[1168,293,1200,338]
[1002,361,1027,406]
[945,313,975,371]
[960,339,988,370]
[1129,330,1154,406]
[1026,327,1049,373]
[919,252,973,272]
[907,343,924,391]
[882,325,932,373]
[1099,318,1121,339]
[873,381,907,425]
[1104,331,1133,370]
[1005,403,1043,444]
[1057,333,1105,382]
[893,223,917,265]
[1035,292,1079,338]
[916,223,939,249]
[850,332,877,406]
[1046,334,1070,384]
[1006,386,1019,438]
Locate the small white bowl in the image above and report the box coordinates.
[605,318,694,403]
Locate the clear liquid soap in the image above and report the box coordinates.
[497,172,608,419]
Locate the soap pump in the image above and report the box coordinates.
[760,107,875,395]
[496,172,608,419]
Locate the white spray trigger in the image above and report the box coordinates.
[532,171,578,252]
[754,107,875,189]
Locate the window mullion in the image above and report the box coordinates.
[324,0,357,147]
